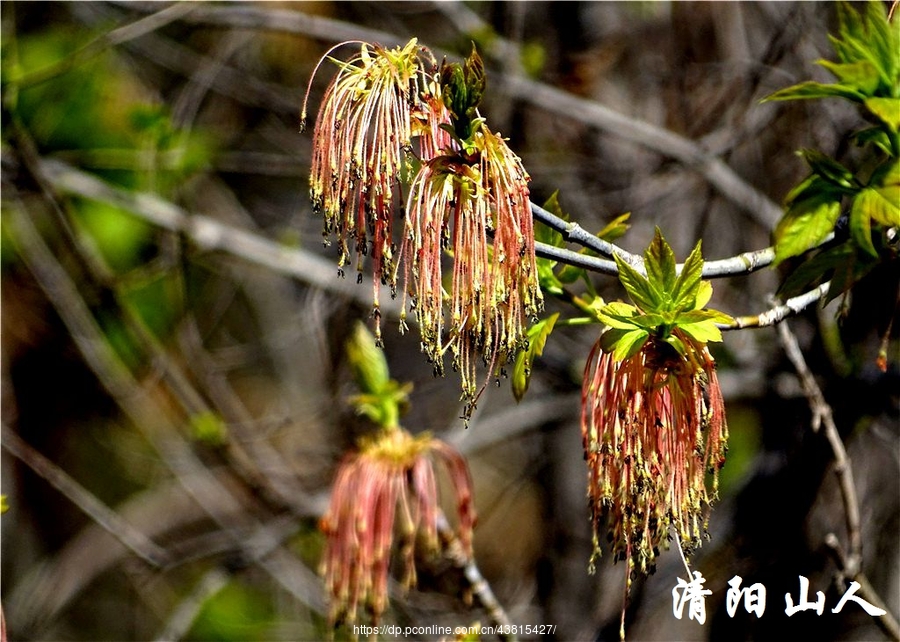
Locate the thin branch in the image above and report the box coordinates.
[437,513,515,642]
[155,567,230,642]
[6,197,328,624]
[530,202,643,269]
[534,241,618,276]
[722,283,830,330]
[1,422,171,568]
[31,157,404,318]
[14,2,197,88]
[777,320,900,642]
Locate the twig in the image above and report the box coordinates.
[722,283,830,330]
[31,157,404,317]
[0,422,170,568]
[155,567,230,642]
[530,202,644,269]
[14,2,197,88]
[776,320,900,642]
[5,198,328,626]
[437,513,515,642]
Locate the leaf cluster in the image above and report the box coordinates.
[440,44,486,143]
[597,230,733,361]
[763,1,899,301]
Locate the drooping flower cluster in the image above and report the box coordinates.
[304,40,542,417]
[304,38,433,337]
[401,127,541,414]
[581,230,732,577]
[581,334,727,575]
[319,428,476,626]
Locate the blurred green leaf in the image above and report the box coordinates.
[511,312,558,401]
[773,191,842,265]
[864,97,900,133]
[190,411,228,446]
[186,580,282,642]
[73,199,155,273]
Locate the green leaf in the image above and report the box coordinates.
[864,0,899,87]
[511,312,559,402]
[537,259,563,295]
[614,254,661,312]
[597,212,631,242]
[762,81,865,103]
[556,262,586,284]
[599,327,649,361]
[596,301,641,329]
[693,280,713,310]
[644,227,677,297]
[535,191,565,248]
[850,186,900,257]
[816,59,880,95]
[677,320,723,344]
[852,127,894,156]
[864,97,900,132]
[346,322,390,394]
[676,308,735,325]
[825,243,880,304]
[773,192,842,265]
[778,242,855,297]
[798,148,857,190]
[670,240,704,311]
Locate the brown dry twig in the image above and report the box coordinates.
[776,320,900,642]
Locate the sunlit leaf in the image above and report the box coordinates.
[762,81,865,103]
[773,192,842,265]
[850,186,899,257]
[693,280,713,310]
[816,59,880,96]
[597,212,631,242]
[644,227,676,296]
[864,97,900,132]
[511,313,559,401]
[614,254,661,312]
[599,327,649,361]
[596,301,641,329]
[670,240,704,311]
[677,320,723,344]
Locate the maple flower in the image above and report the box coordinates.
[303,38,435,341]
[581,230,731,578]
[581,334,727,576]
[401,124,542,418]
[319,428,476,626]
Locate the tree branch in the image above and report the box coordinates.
[30,157,405,318]
[1,422,171,568]
[776,320,900,642]
[722,284,830,330]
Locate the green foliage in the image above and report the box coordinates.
[598,229,733,360]
[345,322,412,428]
[511,312,559,401]
[7,28,213,192]
[190,411,228,446]
[185,580,284,642]
[440,44,486,143]
[73,200,155,273]
[764,1,899,300]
